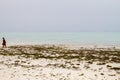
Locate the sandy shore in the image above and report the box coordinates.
[0,44,120,80]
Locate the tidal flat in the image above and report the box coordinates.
[0,45,120,80]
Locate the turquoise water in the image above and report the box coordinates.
[0,32,120,45]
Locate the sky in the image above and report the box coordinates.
[0,0,120,32]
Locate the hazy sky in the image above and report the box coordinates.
[0,0,120,32]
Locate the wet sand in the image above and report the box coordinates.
[0,45,120,80]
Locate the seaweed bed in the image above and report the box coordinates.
[0,45,120,80]
[0,45,120,63]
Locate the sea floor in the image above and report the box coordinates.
[0,45,120,80]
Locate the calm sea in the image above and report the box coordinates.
[0,32,120,46]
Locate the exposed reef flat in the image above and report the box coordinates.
[0,45,120,80]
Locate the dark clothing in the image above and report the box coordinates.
[2,39,6,45]
[2,38,6,48]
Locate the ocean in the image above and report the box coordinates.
[0,32,120,46]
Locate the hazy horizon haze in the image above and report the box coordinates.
[0,0,120,32]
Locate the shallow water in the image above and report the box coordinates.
[0,32,120,45]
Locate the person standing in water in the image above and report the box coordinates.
[2,37,6,48]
